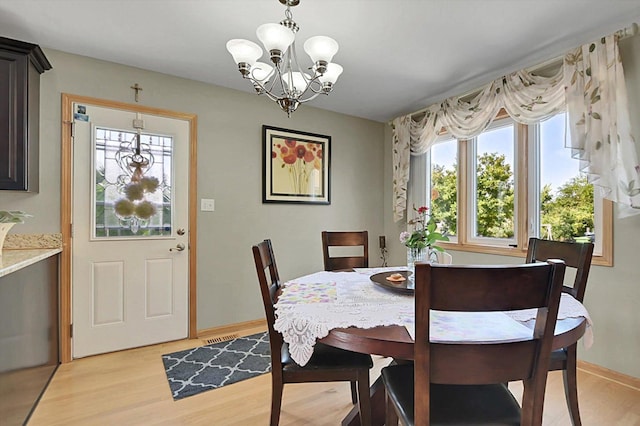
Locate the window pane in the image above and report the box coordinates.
[430,138,457,238]
[94,128,173,238]
[474,124,515,239]
[539,114,594,242]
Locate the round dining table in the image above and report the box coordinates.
[274,268,590,426]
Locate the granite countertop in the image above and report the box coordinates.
[0,233,62,278]
[0,248,62,278]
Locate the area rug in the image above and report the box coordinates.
[162,331,271,400]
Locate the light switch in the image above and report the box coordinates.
[201,198,215,211]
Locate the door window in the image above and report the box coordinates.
[93,127,174,238]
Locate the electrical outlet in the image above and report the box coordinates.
[201,198,215,211]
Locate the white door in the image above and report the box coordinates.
[72,103,189,358]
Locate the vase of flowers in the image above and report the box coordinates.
[400,205,449,282]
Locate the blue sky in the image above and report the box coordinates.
[539,113,579,190]
[431,113,579,193]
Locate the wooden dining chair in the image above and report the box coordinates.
[321,231,369,271]
[526,237,594,426]
[252,239,373,426]
[382,260,566,426]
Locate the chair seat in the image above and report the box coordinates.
[382,364,521,426]
[282,342,373,371]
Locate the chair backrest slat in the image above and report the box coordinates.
[413,260,566,425]
[322,231,369,271]
[526,237,594,301]
[427,263,558,311]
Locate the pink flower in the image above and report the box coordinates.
[304,150,315,163]
[295,145,307,159]
[283,153,297,164]
[417,206,429,214]
[399,231,410,244]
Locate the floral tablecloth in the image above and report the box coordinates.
[274,268,593,366]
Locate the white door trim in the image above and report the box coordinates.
[60,93,198,363]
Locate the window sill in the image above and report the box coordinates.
[440,241,612,267]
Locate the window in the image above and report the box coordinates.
[93,127,174,238]
[532,114,598,248]
[429,137,458,240]
[469,118,517,245]
[421,111,612,265]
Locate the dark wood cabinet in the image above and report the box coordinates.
[0,37,51,191]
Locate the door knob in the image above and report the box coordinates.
[170,243,186,252]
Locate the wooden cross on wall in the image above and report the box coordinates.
[130,83,143,102]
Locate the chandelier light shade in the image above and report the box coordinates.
[303,36,339,64]
[225,39,263,74]
[226,0,342,116]
[256,23,295,55]
[318,63,343,85]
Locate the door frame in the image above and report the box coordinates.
[60,93,198,363]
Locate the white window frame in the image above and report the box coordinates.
[528,114,606,257]
[417,110,613,266]
[466,117,519,247]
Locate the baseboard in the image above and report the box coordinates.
[197,319,266,340]
[578,360,640,391]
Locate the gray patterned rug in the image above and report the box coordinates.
[161,332,271,400]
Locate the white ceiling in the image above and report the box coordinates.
[2,0,640,122]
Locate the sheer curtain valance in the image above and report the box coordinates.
[392,32,640,222]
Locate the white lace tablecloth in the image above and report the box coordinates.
[274,268,593,366]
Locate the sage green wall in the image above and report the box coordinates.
[1,49,386,330]
[383,35,640,379]
[4,36,638,378]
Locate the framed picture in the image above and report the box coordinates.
[263,125,331,204]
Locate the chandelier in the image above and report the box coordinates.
[226,0,343,117]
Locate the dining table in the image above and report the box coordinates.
[273,266,593,426]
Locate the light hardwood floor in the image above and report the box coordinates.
[29,326,640,426]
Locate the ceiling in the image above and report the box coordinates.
[2,0,640,123]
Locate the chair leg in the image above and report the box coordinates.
[270,377,283,426]
[563,344,582,426]
[350,381,358,404]
[385,387,399,426]
[356,370,372,426]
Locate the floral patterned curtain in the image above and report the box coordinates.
[391,64,564,221]
[564,34,640,216]
[391,116,411,222]
[391,31,640,221]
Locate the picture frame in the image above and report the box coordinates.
[262,125,331,204]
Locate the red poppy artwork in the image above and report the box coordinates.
[262,126,331,204]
